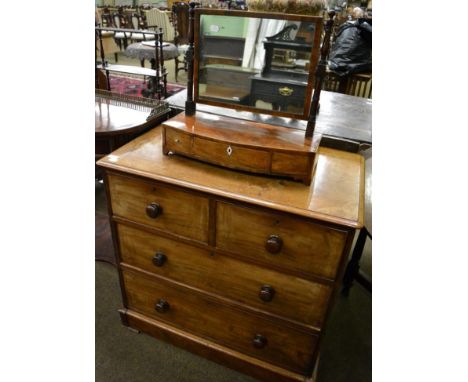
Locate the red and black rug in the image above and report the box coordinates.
[109,75,186,98]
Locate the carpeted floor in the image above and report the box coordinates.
[108,75,186,98]
[95,261,371,382]
[95,182,371,382]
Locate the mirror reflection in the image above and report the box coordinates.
[196,14,319,117]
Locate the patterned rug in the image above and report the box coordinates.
[109,75,186,98]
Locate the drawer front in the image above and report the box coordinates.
[251,79,306,103]
[123,269,317,373]
[118,223,332,328]
[271,152,311,176]
[108,174,209,243]
[164,126,192,155]
[216,202,348,280]
[192,137,270,173]
[204,68,253,92]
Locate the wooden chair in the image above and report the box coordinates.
[172,2,190,82]
[324,70,372,98]
[144,7,175,41]
[100,8,114,28]
[112,11,132,51]
[144,7,181,81]
[128,13,157,68]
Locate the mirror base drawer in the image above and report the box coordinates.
[162,112,321,185]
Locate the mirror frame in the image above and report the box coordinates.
[193,8,323,120]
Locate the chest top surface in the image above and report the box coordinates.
[97,125,364,228]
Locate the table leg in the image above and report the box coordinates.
[342,227,369,296]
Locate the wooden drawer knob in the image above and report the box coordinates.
[253,334,267,349]
[265,235,283,254]
[152,251,167,267]
[155,299,170,313]
[259,285,275,302]
[146,202,163,219]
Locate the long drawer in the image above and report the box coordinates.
[216,202,348,280]
[117,223,332,328]
[164,126,271,174]
[107,174,210,243]
[122,269,318,374]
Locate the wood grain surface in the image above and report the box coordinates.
[117,223,332,328]
[165,89,372,144]
[216,202,349,280]
[124,309,314,382]
[97,126,364,228]
[107,173,210,242]
[163,112,320,153]
[122,268,318,373]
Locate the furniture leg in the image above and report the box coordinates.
[342,227,369,296]
[105,69,111,91]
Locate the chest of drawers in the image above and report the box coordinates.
[98,126,364,382]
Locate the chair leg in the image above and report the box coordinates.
[342,227,369,296]
[114,52,118,63]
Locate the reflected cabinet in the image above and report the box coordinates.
[194,10,323,119]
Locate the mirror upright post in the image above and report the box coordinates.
[185,1,197,116]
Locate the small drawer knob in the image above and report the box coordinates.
[146,202,163,219]
[253,334,267,349]
[278,86,293,96]
[265,235,283,254]
[259,285,275,302]
[155,299,170,313]
[152,251,167,267]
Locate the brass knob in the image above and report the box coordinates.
[259,285,275,302]
[155,299,170,313]
[278,86,293,96]
[146,202,162,218]
[265,235,283,254]
[252,334,267,349]
[152,251,167,267]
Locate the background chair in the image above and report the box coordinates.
[172,2,190,82]
[143,7,181,80]
[144,7,175,42]
[112,11,132,51]
[323,71,372,98]
[128,12,157,67]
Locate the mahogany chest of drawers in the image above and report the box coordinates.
[97,126,364,382]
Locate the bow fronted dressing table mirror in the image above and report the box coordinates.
[97,5,365,382]
[162,7,335,185]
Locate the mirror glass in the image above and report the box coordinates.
[194,11,323,119]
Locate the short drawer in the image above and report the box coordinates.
[192,137,270,173]
[164,126,192,154]
[123,269,318,374]
[164,127,271,174]
[216,202,348,280]
[118,223,332,328]
[251,79,306,102]
[107,174,209,243]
